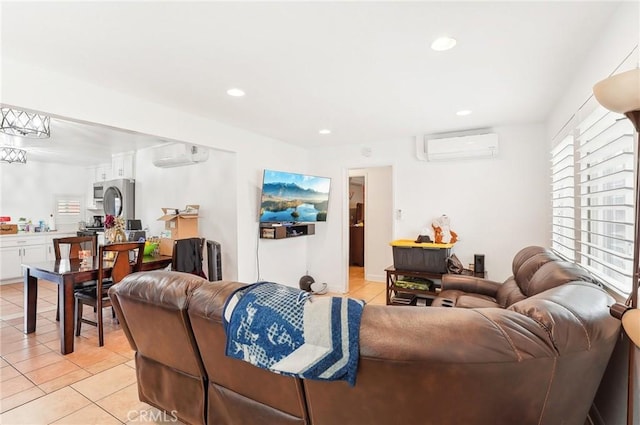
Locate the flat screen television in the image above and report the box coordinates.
[259,169,331,223]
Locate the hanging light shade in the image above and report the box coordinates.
[0,108,50,138]
[0,147,27,164]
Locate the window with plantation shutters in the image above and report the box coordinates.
[575,103,635,294]
[551,134,576,261]
[55,196,83,226]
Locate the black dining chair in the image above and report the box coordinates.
[52,235,98,321]
[75,242,144,346]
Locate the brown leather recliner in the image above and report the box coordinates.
[110,265,619,425]
[432,246,568,308]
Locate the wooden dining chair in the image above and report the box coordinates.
[75,242,144,346]
[52,235,98,321]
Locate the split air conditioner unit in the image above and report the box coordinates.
[152,143,209,168]
[416,131,499,161]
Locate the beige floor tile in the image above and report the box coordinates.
[0,385,46,413]
[3,316,25,327]
[51,403,122,425]
[13,351,65,374]
[0,303,23,316]
[0,311,24,321]
[96,383,149,422]
[34,328,62,344]
[124,360,136,369]
[65,345,125,369]
[0,374,36,400]
[368,292,387,305]
[0,326,28,344]
[348,284,385,302]
[0,386,91,424]
[24,359,82,385]
[0,365,21,382]
[38,368,92,394]
[84,353,130,375]
[0,337,39,356]
[2,343,53,364]
[71,363,136,401]
[33,320,59,334]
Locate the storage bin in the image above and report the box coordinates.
[390,239,454,273]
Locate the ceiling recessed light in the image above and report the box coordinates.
[226,88,245,97]
[431,36,457,52]
[318,129,331,135]
[456,110,472,116]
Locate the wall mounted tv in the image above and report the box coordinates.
[259,169,331,223]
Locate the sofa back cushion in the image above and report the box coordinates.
[511,246,548,276]
[110,271,206,376]
[497,250,559,307]
[518,261,595,297]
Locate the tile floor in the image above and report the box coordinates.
[0,268,384,424]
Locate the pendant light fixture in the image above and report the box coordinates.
[0,108,50,138]
[0,107,51,164]
[0,146,27,164]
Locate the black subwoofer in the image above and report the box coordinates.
[474,254,485,274]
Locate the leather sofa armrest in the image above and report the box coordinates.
[441,274,502,297]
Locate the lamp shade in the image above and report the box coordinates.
[622,309,640,348]
[593,69,640,114]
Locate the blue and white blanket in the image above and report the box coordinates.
[223,282,364,386]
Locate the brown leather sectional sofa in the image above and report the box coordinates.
[109,247,619,425]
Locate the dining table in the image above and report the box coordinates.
[22,254,172,355]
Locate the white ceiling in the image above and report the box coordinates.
[0,1,622,164]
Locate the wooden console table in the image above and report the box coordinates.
[385,266,441,306]
[385,266,486,306]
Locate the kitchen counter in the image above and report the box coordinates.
[0,231,78,283]
[0,231,76,237]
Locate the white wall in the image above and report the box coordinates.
[2,58,310,285]
[134,146,239,281]
[0,160,90,232]
[307,123,549,292]
[546,1,640,139]
[363,166,393,282]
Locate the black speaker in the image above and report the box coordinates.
[474,254,485,274]
[206,240,222,282]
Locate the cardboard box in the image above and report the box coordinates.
[157,205,200,256]
[0,224,18,235]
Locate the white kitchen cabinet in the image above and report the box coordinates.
[111,152,135,179]
[0,246,22,281]
[0,235,48,281]
[0,233,76,282]
[94,163,112,182]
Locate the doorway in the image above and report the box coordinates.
[347,166,393,296]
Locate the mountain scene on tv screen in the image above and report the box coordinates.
[260,179,329,222]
